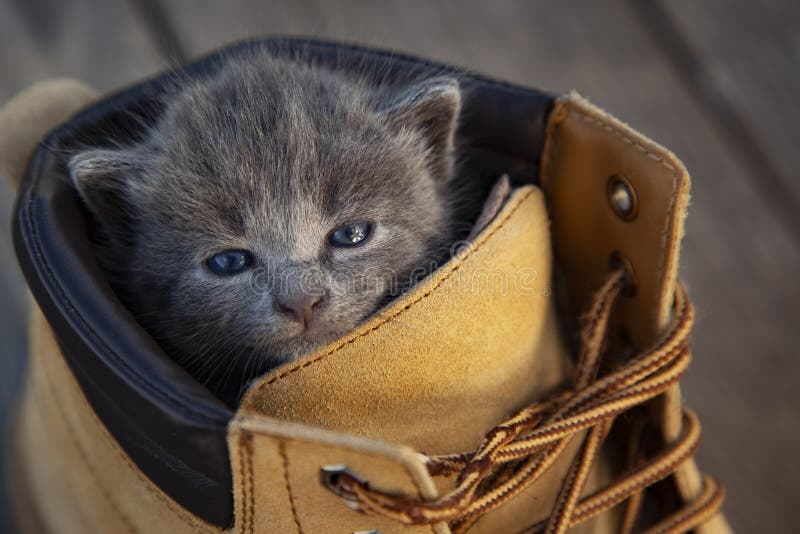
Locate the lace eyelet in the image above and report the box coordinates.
[321,464,368,506]
[610,251,639,297]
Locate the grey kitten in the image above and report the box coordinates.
[68,54,467,407]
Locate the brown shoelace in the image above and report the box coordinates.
[325,270,725,532]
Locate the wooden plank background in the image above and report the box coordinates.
[1,1,797,532]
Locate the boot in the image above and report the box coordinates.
[2,38,731,534]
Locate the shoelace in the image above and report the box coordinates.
[325,270,725,533]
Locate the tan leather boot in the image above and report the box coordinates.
[2,38,731,533]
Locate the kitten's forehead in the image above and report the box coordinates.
[148,58,427,249]
[245,194,330,259]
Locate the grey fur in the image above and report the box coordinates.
[69,55,467,407]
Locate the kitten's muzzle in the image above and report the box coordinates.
[276,293,324,327]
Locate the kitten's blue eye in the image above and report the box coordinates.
[328,222,372,247]
[206,250,254,276]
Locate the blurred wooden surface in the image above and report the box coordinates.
[1,1,798,532]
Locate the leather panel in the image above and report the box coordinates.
[541,93,731,533]
[541,92,689,351]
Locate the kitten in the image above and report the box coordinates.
[68,54,467,407]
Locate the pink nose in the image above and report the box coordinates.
[277,294,323,326]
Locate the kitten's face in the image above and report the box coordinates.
[69,57,461,403]
[131,93,448,361]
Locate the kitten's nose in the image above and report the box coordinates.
[277,294,324,326]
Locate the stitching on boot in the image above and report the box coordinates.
[236,432,248,534]
[237,431,256,534]
[279,441,304,534]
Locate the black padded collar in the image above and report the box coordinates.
[13,37,554,527]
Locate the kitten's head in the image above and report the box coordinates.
[69,57,461,404]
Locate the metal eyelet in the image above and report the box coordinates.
[321,466,382,533]
[321,464,354,494]
[320,464,370,504]
[607,174,639,221]
[610,251,639,297]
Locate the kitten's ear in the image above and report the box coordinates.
[68,149,143,240]
[382,77,461,178]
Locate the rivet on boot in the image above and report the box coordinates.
[607,174,639,221]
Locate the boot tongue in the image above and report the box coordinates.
[240,183,571,454]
